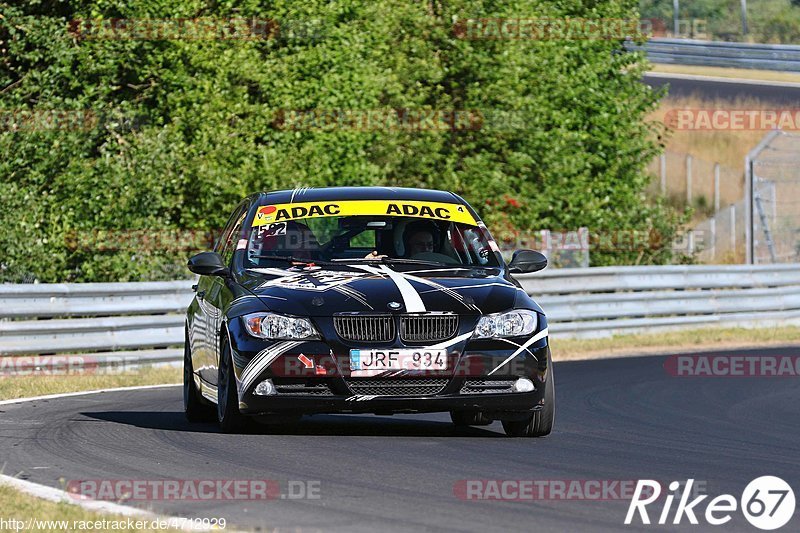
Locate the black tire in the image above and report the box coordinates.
[184,335,214,422]
[450,411,493,427]
[217,337,249,433]
[502,356,555,437]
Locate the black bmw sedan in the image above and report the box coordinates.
[185,186,554,437]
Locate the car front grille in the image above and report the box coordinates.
[334,315,395,342]
[460,379,515,394]
[345,378,449,397]
[334,314,458,343]
[400,314,458,343]
[274,383,334,396]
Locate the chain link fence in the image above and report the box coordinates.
[648,150,745,263]
[747,131,800,264]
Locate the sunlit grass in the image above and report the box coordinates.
[650,64,800,84]
[554,326,800,361]
[0,365,180,401]
[0,484,170,533]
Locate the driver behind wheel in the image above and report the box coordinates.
[404,221,438,257]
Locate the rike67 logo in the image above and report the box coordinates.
[626,477,795,530]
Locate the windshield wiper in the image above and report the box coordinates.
[332,257,462,268]
[250,255,344,268]
[380,257,455,267]
[381,258,501,271]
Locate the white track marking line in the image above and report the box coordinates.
[0,384,180,406]
[0,474,219,531]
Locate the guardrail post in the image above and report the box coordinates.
[740,0,748,35]
[710,218,716,260]
[744,130,780,265]
[673,0,680,36]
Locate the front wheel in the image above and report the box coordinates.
[502,355,555,437]
[217,338,249,433]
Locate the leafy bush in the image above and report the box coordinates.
[0,0,680,282]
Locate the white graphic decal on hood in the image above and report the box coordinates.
[259,270,370,292]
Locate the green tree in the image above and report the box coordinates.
[1,0,680,281]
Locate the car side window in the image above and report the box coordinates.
[215,202,248,257]
[215,210,239,255]
[220,210,247,267]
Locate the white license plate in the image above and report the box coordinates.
[350,349,447,376]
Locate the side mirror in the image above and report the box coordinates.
[188,252,230,277]
[508,250,548,274]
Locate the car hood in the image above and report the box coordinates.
[237,265,525,316]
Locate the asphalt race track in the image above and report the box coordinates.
[644,73,800,104]
[2,347,799,532]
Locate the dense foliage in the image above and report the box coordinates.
[0,0,680,282]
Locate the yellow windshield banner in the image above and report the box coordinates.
[252,200,478,226]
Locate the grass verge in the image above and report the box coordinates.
[553,326,800,361]
[650,64,800,84]
[0,365,181,401]
[0,484,169,533]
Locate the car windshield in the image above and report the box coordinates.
[243,200,501,269]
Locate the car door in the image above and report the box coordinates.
[205,203,249,385]
[195,202,248,385]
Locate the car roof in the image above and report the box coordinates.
[254,186,465,205]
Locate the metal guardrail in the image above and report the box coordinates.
[516,264,800,337]
[627,38,800,72]
[1,264,799,364]
[0,281,193,359]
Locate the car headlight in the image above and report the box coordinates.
[473,309,538,339]
[242,312,319,340]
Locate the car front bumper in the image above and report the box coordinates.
[236,344,551,416]
[227,317,551,416]
[239,389,544,417]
